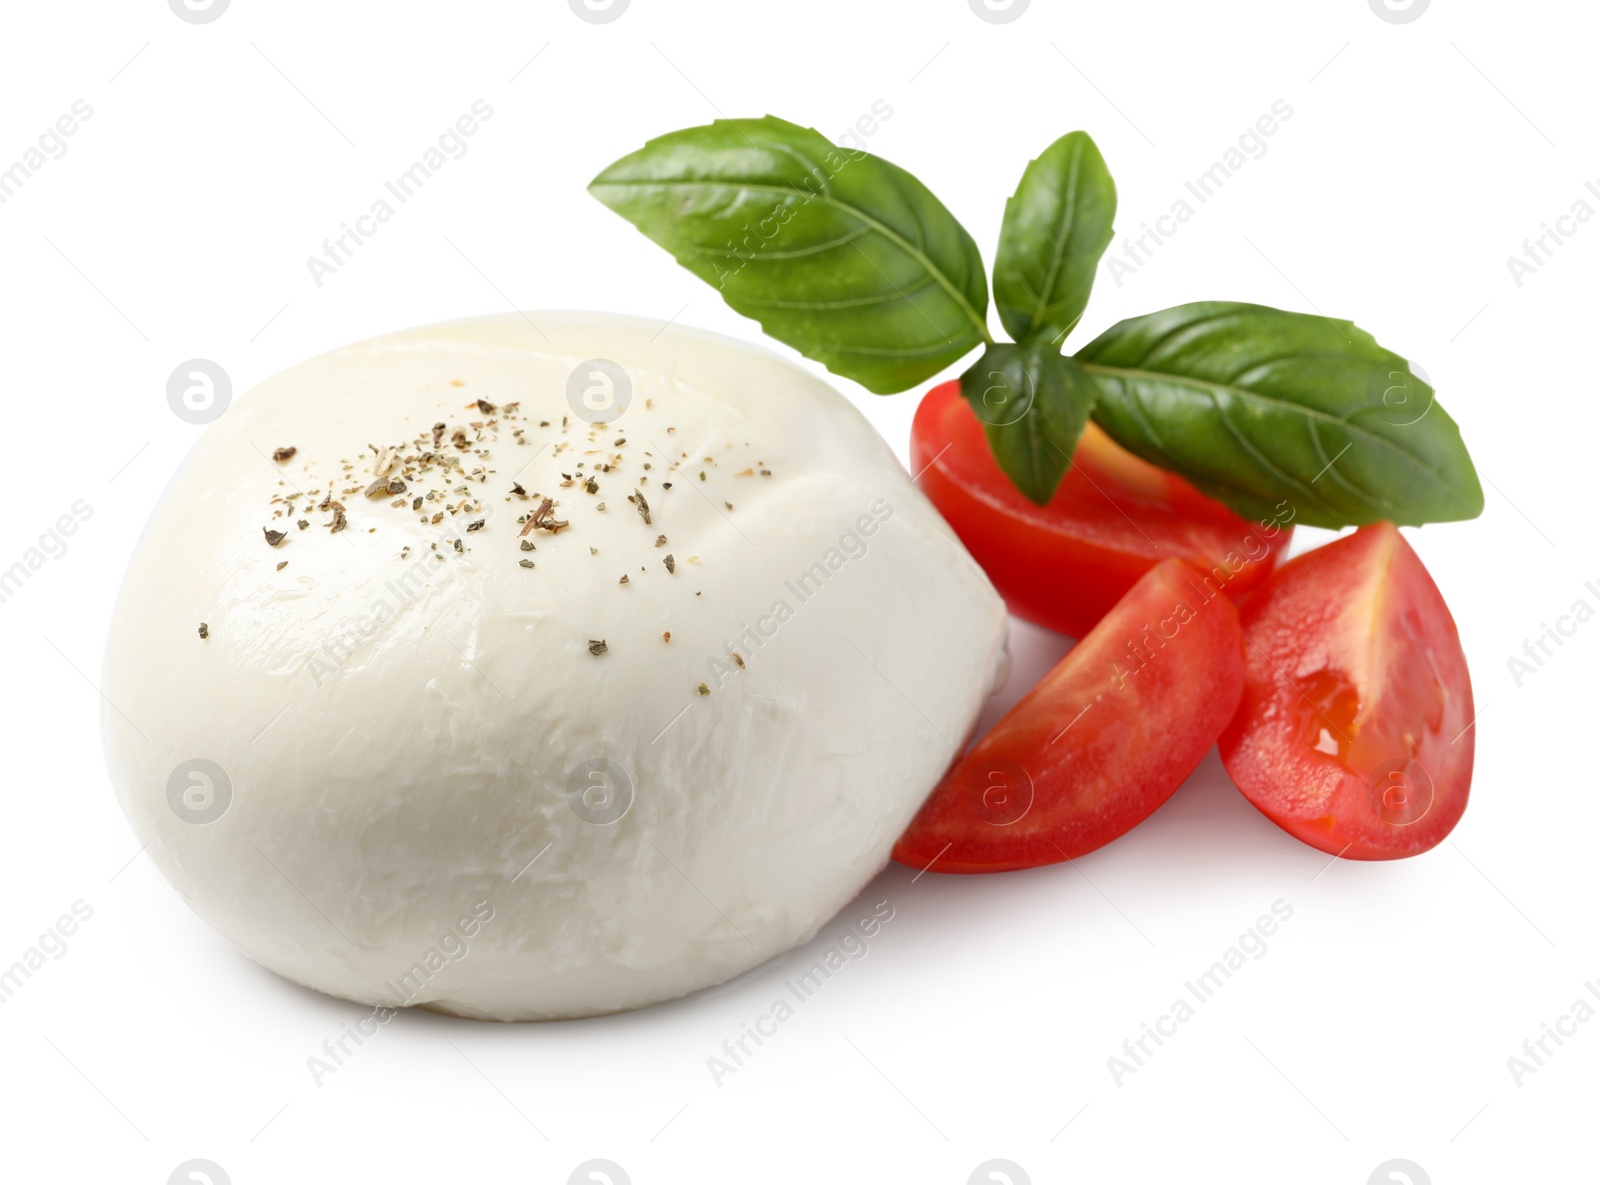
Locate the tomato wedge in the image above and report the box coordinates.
[894,559,1245,874]
[1219,523,1474,860]
[912,380,1294,639]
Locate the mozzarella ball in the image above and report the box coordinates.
[102,313,1006,1020]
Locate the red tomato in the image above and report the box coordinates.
[893,559,1245,874]
[1219,523,1474,860]
[911,380,1294,639]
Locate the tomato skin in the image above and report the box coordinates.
[1219,523,1474,860]
[912,380,1293,639]
[893,559,1245,874]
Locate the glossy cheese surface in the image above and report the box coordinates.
[102,312,1007,1019]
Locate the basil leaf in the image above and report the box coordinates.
[1075,302,1484,528]
[960,343,1096,505]
[589,116,990,394]
[993,131,1117,349]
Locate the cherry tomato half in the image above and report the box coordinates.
[911,380,1294,639]
[1218,523,1474,860]
[893,559,1246,874]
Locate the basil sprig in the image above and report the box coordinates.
[959,344,1094,506]
[592,119,1482,524]
[993,130,1116,349]
[1077,303,1482,527]
[590,116,989,394]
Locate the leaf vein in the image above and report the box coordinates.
[598,178,990,342]
[1081,363,1459,491]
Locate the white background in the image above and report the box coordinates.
[0,1,1594,1182]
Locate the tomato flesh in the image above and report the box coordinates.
[912,380,1293,639]
[893,559,1245,874]
[1218,523,1474,860]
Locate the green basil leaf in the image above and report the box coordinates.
[993,131,1117,349]
[960,343,1097,505]
[589,116,990,394]
[1075,302,1484,528]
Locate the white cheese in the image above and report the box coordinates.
[102,312,1007,1020]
